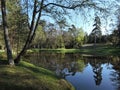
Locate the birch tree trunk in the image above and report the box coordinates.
[1,0,14,65]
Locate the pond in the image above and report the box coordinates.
[25,52,120,90]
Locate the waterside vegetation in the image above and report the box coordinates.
[28,44,120,56]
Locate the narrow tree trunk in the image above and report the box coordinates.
[14,0,44,64]
[118,29,120,46]
[94,35,96,48]
[1,0,14,65]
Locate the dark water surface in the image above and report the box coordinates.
[25,52,120,90]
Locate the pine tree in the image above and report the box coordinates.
[92,16,101,47]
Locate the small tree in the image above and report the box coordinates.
[75,28,85,47]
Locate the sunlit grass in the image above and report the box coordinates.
[0,60,74,90]
[26,45,120,56]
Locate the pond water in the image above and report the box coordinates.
[25,52,120,90]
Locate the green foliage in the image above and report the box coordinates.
[31,22,86,49]
[68,25,85,48]
[0,26,4,49]
[1,0,119,64]
[110,30,119,45]
[92,16,101,38]
[77,60,85,72]
[109,16,120,46]
[57,34,65,48]
[89,16,102,44]
[32,25,46,48]
[6,0,28,53]
[75,28,85,46]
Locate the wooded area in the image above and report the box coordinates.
[0,1,120,90]
[0,0,120,66]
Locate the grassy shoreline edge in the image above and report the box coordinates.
[28,46,120,56]
[0,60,75,90]
[0,45,119,90]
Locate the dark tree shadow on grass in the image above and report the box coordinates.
[0,59,8,65]
[19,62,57,79]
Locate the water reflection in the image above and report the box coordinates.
[25,52,120,90]
[91,59,103,86]
[110,56,120,90]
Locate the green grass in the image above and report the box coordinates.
[40,48,81,53]
[0,60,74,90]
[29,45,120,56]
[0,45,119,89]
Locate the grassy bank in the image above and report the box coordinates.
[28,45,120,56]
[0,60,74,90]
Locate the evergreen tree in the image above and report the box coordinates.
[92,16,101,46]
[7,0,28,54]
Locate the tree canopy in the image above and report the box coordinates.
[0,0,120,65]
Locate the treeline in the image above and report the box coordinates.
[31,20,120,49]
[31,16,120,49]
[87,30,120,46]
[85,29,120,47]
[0,0,120,51]
[0,20,120,50]
[1,0,120,65]
[31,23,86,49]
[0,0,28,53]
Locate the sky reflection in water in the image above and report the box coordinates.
[25,53,120,90]
[65,64,116,90]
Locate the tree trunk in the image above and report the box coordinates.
[94,35,96,48]
[1,0,14,65]
[118,27,120,46]
[14,0,44,64]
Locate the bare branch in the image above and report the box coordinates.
[36,0,87,13]
[30,0,37,30]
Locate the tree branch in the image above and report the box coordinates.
[36,0,87,13]
[43,3,77,9]
[30,0,37,30]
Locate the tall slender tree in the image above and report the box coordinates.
[1,0,14,65]
[92,16,101,46]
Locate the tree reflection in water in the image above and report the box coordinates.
[90,59,103,85]
[55,61,84,78]
[110,56,120,90]
[25,52,120,90]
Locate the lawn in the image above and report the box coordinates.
[28,44,120,56]
[0,60,74,90]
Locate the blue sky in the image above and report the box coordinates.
[40,0,120,35]
[65,0,120,35]
[26,0,120,35]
